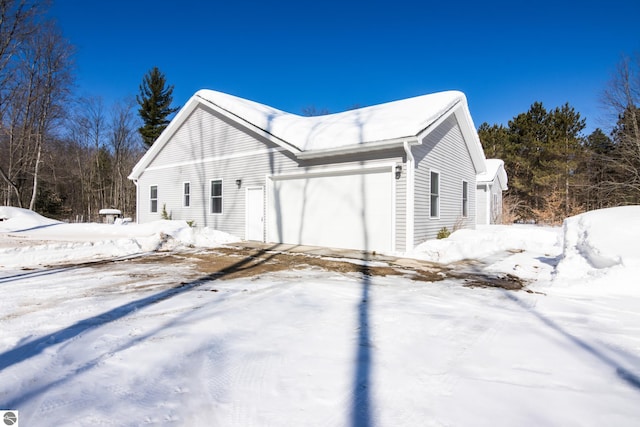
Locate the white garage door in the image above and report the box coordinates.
[267,168,393,251]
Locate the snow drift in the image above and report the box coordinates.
[411,224,560,264]
[0,206,239,268]
[555,205,640,292]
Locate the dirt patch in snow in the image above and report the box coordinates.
[29,244,526,291]
[131,246,525,290]
[137,246,444,282]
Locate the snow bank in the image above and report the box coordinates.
[0,207,239,268]
[555,206,640,292]
[410,224,560,264]
[0,206,61,231]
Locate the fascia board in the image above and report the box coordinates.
[453,104,487,174]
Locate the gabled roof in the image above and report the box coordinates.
[477,159,508,190]
[129,89,486,180]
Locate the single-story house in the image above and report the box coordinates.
[129,89,494,253]
[476,159,508,224]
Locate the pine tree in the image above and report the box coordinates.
[479,102,587,223]
[136,67,179,148]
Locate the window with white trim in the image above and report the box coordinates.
[462,180,468,217]
[150,185,158,213]
[183,182,191,207]
[210,179,222,214]
[430,171,439,218]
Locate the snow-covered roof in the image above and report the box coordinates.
[477,159,508,190]
[195,89,464,152]
[130,89,487,180]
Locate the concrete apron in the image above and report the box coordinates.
[226,241,392,260]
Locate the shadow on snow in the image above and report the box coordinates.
[504,291,640,392]
[0,245,283,408]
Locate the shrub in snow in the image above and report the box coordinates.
[161,204,172,220]
[437,227,451,239]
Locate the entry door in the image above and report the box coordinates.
[246,187,264,241]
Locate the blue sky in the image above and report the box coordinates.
[49,0,639,134]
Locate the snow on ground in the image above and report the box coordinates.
[1,205,640,426]
[0,206,239,268]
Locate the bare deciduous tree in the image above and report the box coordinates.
[598,54,640,203]
[0,1,73,210]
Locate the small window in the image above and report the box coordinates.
[210,179,222,214]
[430,171,439,218]
[183,182,190,207]
[462,181,468,217]
[150,185,158,213]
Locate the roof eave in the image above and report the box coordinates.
[296,137,419,160]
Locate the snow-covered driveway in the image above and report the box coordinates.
[1,247,639,426]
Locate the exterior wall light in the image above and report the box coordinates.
[395,165,402,179]
[235,179,242,188]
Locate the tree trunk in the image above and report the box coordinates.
[28,134,41,210]
[0,165,23,207]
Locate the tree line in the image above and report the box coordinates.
[478,55,640,224]
[0,0,177,222]
[1,1,638,224]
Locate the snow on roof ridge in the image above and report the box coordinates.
[195,89,466,152]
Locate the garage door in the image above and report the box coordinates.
[267,168,393,251]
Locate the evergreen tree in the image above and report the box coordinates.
[505,102,549,219]
[583,128,616,209]
[477,122,509,159]
[478,102,587,223]
[136,67,179,148]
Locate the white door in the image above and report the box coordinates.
[246,187,264,241]
[267,169,393,251]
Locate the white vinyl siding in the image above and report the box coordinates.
[477,180,504,224]
[149,105,276,167]
[210,179,222,214]
[150,185,158,213]
[430,171,439,218]
[136,104,301,235]
[183,182,190,207]
[413,114,477,243]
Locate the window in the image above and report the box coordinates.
[183,182,190,207]
[430,171,439,218]
[462,181,468,217]
[150,185,158,213]
[210,179,222,214]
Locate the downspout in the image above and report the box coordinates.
[133,179,139,224]
[403,141,415,252]
[486,184,491,225]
